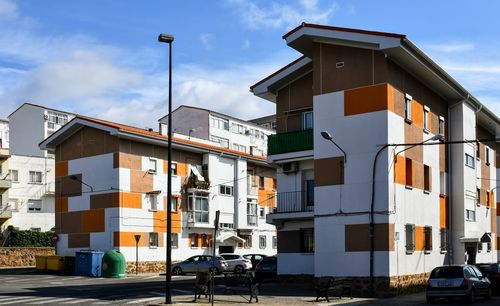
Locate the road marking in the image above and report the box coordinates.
[62,298,98,304]
[143,275,159,280]
[0,296,50,305]
[172,289,192,294]
[0,296,33,303]
[62,276,84,281]
[49,281,65,285]
[31,297,76,304]
[125,296,162,304]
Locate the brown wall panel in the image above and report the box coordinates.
[345,223,394,252]
[90,193,116,209]
[404,123,423,162]
[277,230,301,253]
[392,86,405,118]
[56,127,119,162]
[60,211,83,234]
[68,233,90,248]
[113,152,142,170]
[56,174,83,197]
[130,170,154,193]
[413,161,424,190]
[314,157,344,186]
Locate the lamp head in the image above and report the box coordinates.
[430,134,445,141]
[321,131,333,141]
[69,175,78,181]
[158,33,174,43]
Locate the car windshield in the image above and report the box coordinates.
[430,266,464,279]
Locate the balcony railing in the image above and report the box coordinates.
[267,129,313,155]
[274,191,314,213]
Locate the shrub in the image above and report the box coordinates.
[9,229,54,247]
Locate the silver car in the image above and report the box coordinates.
[426,265,491,303]
[171,255,228,275]
[219,253,252,273]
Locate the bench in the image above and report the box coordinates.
[223,272,259,303]
[193,272,211,302]
[315,277,353,302]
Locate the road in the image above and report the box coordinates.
[0,269,499,305]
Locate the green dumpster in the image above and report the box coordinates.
[101,250,126,278]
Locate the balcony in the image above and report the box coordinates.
[0,204,13,219]
[0,173,11,190]
[266,191,314,225]
[267,129,313,156]
[0,148,9,160]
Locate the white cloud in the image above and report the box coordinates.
[199,33,214,51]
[0,0,17,20]
[242,39,251,49]
[424,43,475,53]
[226,0,338,30]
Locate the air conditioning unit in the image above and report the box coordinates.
[282,162,298,174]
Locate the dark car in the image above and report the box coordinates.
[476,263,500,294]
[426,265,491,303]
[255,256,277,281]
[243,254,267,270]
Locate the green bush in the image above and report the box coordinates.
[9,229,54,247]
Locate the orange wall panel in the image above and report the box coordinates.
[415,226,425,251]
[113,232,148,247]
[344,83,391,116]
[55,161,68,177]
[440,196,448,228]
[411,99,424,128]
[115,192,143,209]
[394,155,406,185]
[176,162,188,176]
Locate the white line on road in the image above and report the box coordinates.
[0,296,51,305]
[143,275,159,280]
[0,296,33,303]
[31,297,76,304]
[125,295,162,304]
[172,289,192,294]
[62,298,98,304]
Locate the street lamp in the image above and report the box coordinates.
[320,130,347,163]
[158,32,174,305]
[394,134,444,159]
[69,175,94,192]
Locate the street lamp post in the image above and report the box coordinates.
[320,131,347,163]
[158,33,174,305]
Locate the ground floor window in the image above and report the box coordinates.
[149,232,158,248]
[190,233,199,248]
[171,233,178,248]
[300,228,314,253]
[27,199,42,212]
[188,192,209,223]
[247,199,257,226]
[405,224,415,253]
[424,226,432,253]
[259,235,267,249]
[440,228,447,252]
[238,234,252,248]
[272,236,277,249]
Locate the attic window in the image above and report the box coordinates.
[336,61,345,69]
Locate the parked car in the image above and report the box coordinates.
[426,265,491,303]
[476,263,500,294]
[171,255,227,275]
[255,255,277,280]
[219,253,252,273]
[243,254,267,270]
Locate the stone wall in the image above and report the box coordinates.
[0,247,55,267]
[126,261,167,274]
[279,273,429,297]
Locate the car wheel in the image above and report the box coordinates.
[485,287,492,300]
[234,265,244,274]
[467,289,475,304]
[172,267,182,275]
[209,267,219,275]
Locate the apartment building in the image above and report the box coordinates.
[251,23,499,294]
[39,115,277,269]
[249,115,277,130]
[3,103,74,233]
[158,105,274,157]
[0,119,8,149]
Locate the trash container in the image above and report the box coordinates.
[75,250,104,277]
[46,256,65,272]
[64,256,75,275]
[102,250,126,278]
[35,256,47,272]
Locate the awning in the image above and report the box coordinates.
[146,190,162,194]
[190,166,205,182]
[216,233,245,243]
[459,232,491,243]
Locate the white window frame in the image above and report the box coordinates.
[171,233,178,248]
[247,198,258,226]
[148,158,157,174]
[465,209,476,222]
[272,236,277,249]
[9,169,18,182]
[27,199,42,212]
[188,192,209,223]
[302,111,313,130]
[148,194,158,211]
[210,116,229,131]
[149,232,158,248]
[423,106,429,131]
[171,162,177,176]
[210,135,229,148]
[405,94,412,121]
[259,207,265,219]
[405,224,415,253]
[259,235,267,249]
[465,153,475,168]
[219,185,233,196]
[438,116,445,136]
[29,171,42,184]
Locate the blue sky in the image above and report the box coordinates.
[0,0,499,127]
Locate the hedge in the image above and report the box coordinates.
[9,229,54,247]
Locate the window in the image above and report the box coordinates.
[231,123,247,135]
[272,178,277,190]
[171,163,177,176]
[405,158,413,186]
[47,111,69,129]
[476,188,481,206]
[29,171,42,184]
[27,199,42,212]
[259,176,264,188]
[300,228,314,253]
[240,235,252,248]
[210,135,229,148]
[247,198,258,226]
[424,226,432,252]
[251,147,264,156]
[438,116,445,136]
[405,94,412,121]
[405,224,415,253]
[201,234,209,248]
[465,153,475,168]
[9,170,18,182]
[219,223,234,229]
[259,236,267,249]
[424,165,431,192]
[487,241,492,252]
[440,228,447,252]
[272,236,277,249]
[219,185,233,196]
[478,242,483,253]
[190,233,199,247]
[476,142,481,158]
[148,194,158,211]
[486,147,490,165]
[210,116,229,130]
[232,143,247,153]
[466,209,476,221]
[440,171,447,196]
[306,180,315,207]
[171,233,178,248]
[423,107,429,131]
[486,191,491,207]
[302,111,313,130]
[188,192,209,223]
[148,159,157,173]
[149,232,158,248]
[170,198,177,212]
[259,207,265,219]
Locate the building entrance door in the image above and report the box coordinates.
[219,245,233,254]
[465,245,477,265]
